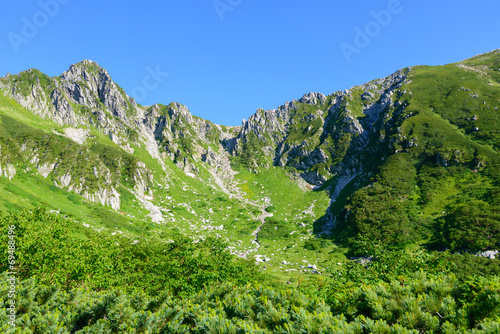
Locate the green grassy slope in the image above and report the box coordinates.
[332,51,500,252]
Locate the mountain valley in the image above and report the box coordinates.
[1,50,500,279]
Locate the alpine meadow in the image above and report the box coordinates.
[1,49,500,333]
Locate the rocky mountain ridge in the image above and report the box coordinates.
[0,59,409,200]
[1,50,500,261]
[232,68,410,187]
[0,59,461,219]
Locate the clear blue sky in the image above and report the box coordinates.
[1,0,499,126]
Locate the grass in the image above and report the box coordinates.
[231,164,347,279]
[0,91,62,132]
[406,63,500,154]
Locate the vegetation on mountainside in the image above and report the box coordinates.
[1,88,330,274]
[3,273,500,333]
[0,209,261,296]
[331,53,500,253]
[7,69,53,100]
[1,210,500,333]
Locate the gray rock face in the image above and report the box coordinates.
[229,68,410,187]
[299,92,327,105]
[83,186,121,211]
[37,162,57,178]
[201,149,217,166]
[0,63,227,215]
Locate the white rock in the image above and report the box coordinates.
[63,127,89,144]
[37,162,57,178]
[477,250,499,259]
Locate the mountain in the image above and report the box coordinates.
[0,50,500,276]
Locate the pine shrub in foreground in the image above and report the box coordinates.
[1,273,500,333]
[1,209,500,332]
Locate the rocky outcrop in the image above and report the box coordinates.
[227,68,410,187]
[299,92,327,105]
[477,250,499,259]
[0,163,16,180]
[82,186,121,211]
[59,60,137,124]
[1,60,149,139]
[37,162,57,178]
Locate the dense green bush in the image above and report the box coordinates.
[337,156,500,252]
[258,218,293,240]
[444,253,500,280]
[1,268,499,332]
[432,201,500,252]
[303,237,329,251]
[338,155,421,246]
[0,276,361,333]
[0,208,262,296]
[265,206,276,213]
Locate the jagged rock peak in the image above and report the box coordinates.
[299,92,327,105]
[167,102,190,115]
[149,102,192,120]
[56,59,139,123]
[61,59,112,83]
[78,59,100,66]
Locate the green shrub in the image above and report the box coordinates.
[265,206,277,213]
[304,237,328,251]
[67,193,81,205]
[258,217,293,240]
[0,208,263,296]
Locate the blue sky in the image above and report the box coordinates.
[1,0,499,126]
